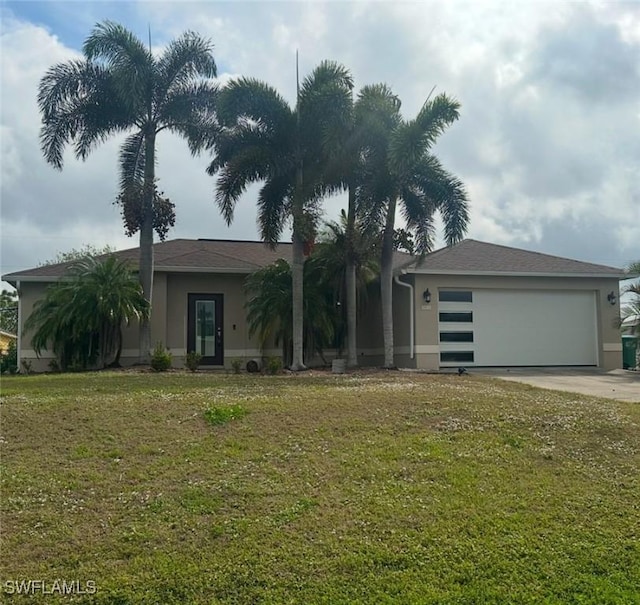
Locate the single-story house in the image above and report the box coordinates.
[0,330,17,355]
[2,238,625,372]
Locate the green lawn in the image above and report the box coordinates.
[1,371,639,604]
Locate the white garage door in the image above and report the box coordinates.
[439,289,598,367]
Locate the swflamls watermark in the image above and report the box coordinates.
[3,579,97,595]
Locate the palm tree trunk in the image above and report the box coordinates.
[112,327,123,367]
[291,230,306,371]
[138,130,156,364]
[381,197,397,368]
[345,184,358,367]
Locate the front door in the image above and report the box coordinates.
[187,294,223,365]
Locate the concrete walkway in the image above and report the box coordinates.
[478,367,640,402]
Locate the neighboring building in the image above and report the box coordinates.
[0,330,17,355]
[2,238,626,372]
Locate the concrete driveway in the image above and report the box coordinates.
[478,367,640,402]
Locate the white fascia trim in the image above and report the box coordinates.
[402,269,626,279]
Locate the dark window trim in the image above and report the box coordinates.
[440,351,474,363]
[439,290,473,303]
[439,312,474,323]
[440,331,474,343]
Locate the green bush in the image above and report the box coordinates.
[230,358,243,374]
[184,351,202,373]
[266,356,283,375]
[151,342,172,372]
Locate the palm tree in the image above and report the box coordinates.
[320,83,402,367]
[360,92,469,368]
[209,62,353,370]
[67,256,150,366]
[38,20,218,362]
[312,210,380,357]
[25,255,149,370]
[245,258,339,365]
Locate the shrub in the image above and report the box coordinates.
[266,356,283,375]
[151,342,172,372]
[20,359,32,375]
[230,358,243,374]
[185,351,202,373]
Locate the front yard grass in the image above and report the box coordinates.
[1,371,639,603]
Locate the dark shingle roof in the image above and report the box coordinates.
[404,239,624,277]
[2,239,294,281]
[3,238,415,282]
[3,238,623,283]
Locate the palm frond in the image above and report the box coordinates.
[119,131,146,193]
[257,175,293,245]
[299,60,353,100]
[413,155,469,245]
[399,185,437,255]
[38,61,129,168]
[414,92,461,146]
[388,92,460,176]
[217,77,294,131]
[160,81,220,152]
[299,61,353,161]
[83,20,154,115]
[156,30,217,102]
[215,146,275,224]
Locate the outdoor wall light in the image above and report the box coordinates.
[423,288,432,304]
[607,291,617,306]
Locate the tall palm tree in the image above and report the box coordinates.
[360,92,469,368]
[38,20,218,362]
[25,255,148,370]
[321,83,402,366]
[209,62,353,370]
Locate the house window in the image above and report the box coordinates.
[439,312,473,323]
[440,351,474,363]
[439,290,473,303]
[440,331,474,343]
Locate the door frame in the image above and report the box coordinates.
[187,293,224,365]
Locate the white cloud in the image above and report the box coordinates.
[1,0,639,289]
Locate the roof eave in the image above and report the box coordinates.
[3,265,262,282]
[155,265,258,274]
[402,268,626,279]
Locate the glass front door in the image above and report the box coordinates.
[187,294,223,365]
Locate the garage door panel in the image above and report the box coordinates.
[473,290,597,366]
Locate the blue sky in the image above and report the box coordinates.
[1,0,639,285]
